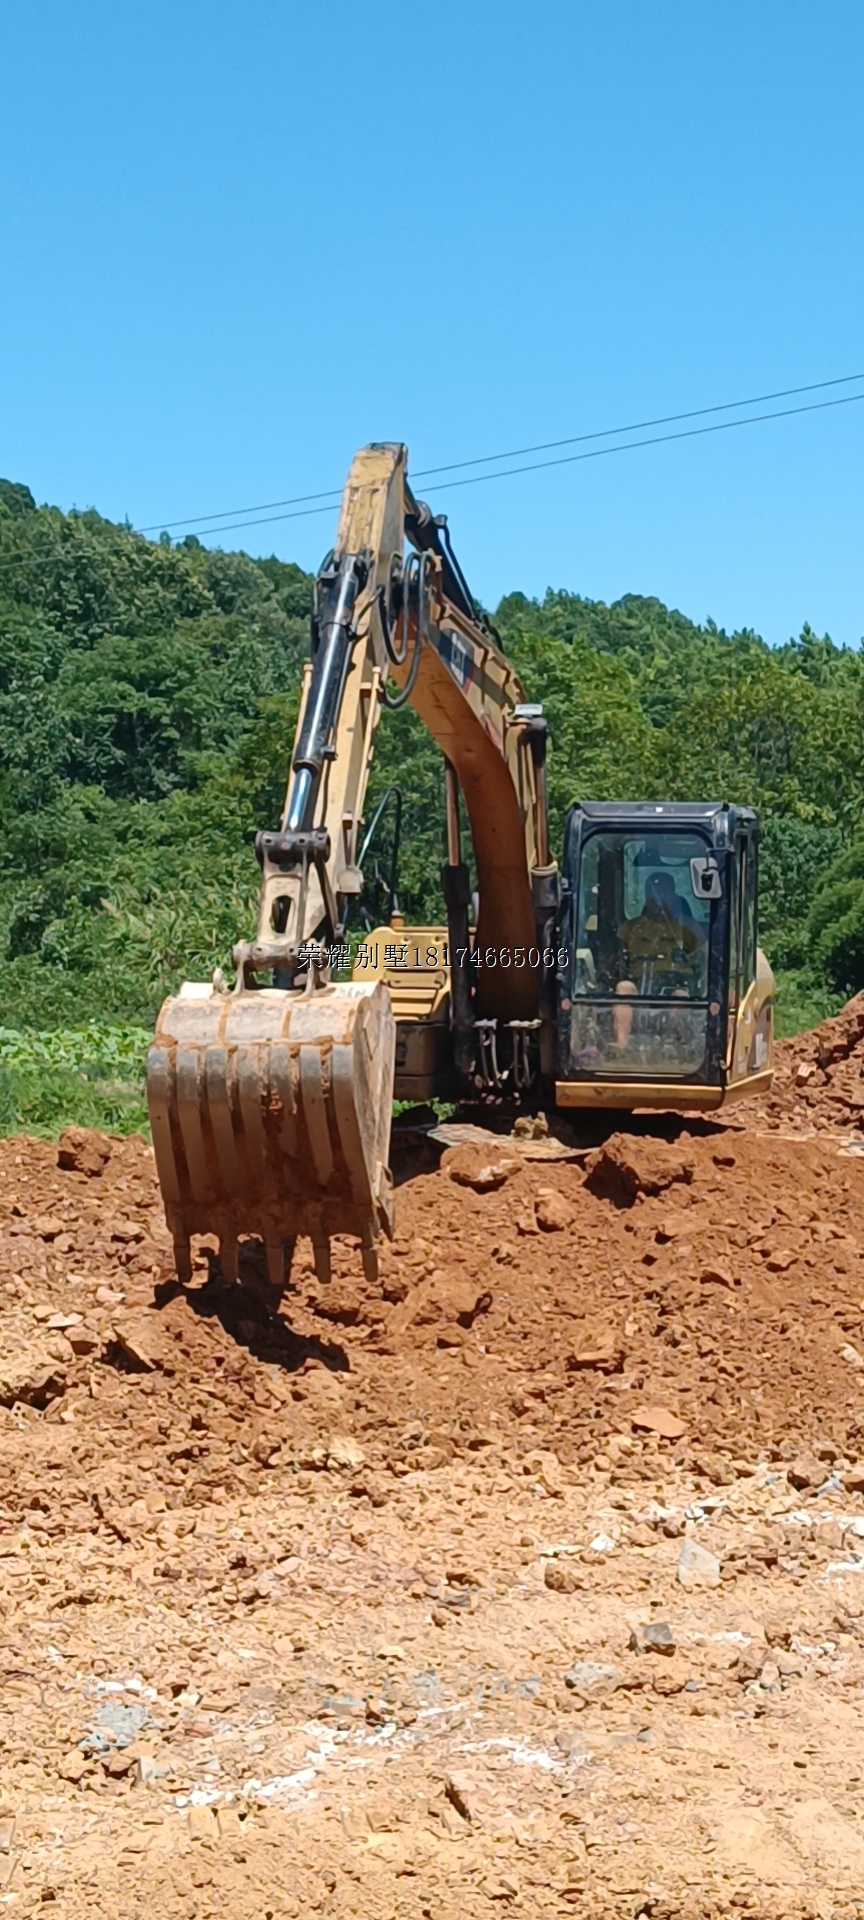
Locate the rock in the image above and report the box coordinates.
[111,1220,144,1245]
[563,1660,623,1702]
[584,1134,694,1204]
[765,1250,796,1273]
[554,1727,588,1755]
[33,1215,66,1240]
[443,1145,520,1191]
[68,1329,100,1357]
[87,1701,151,1750]
[238,1573,273,1604]
[444,1772,474,1821]
[45,1333,73,1363]
[58,1750,88,1782]
[584,1530,616,1557]
[763,1615,793,1650]
[187,1805,218,1842]
[699,1264,736,1290]
[843,1465,864,1494]
[631,1405,687,1441]
[652,1664,689,1696]
[103,1749,136,1777]
[629,1620,676,1656]
[327,1435,366,1470]
[656,1210,697,1242]
[324,1692,365,1721]
[0,1353,67,1408]
[677,1538,721,1590]
[732,1652,763,1684]
[775,1650,804,1677]
[439,1280,492,1326]
[138,1754,167,1785]
[567,1329,625,1374]
[544,1562,580,1594]
[110,1313,164,1372]
[95,1286,124,1308]
[841,1344,864,1369]
[534,1189,574,1231]
[57,1127,111,1176]
[701,1454,736,1487]
[525,1448,564,1495]
[787,1454,822,1491]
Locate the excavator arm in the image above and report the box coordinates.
[147,444,555,1288]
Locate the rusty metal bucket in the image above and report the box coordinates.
[146,979,395,1289]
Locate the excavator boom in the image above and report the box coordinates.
[147,444,546,1287]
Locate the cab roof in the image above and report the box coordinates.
[571,800,758,825]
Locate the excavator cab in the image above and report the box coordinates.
[556,801,774,1111]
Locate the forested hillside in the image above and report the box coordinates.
[1,473,863,1130]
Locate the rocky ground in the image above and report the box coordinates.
[3,1017,864,1916]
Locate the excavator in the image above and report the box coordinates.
[147,444,775,1289]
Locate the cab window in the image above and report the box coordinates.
[574,831,711,1000]
[568,829,716,1079]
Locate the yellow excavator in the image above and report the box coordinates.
[147,444,775,1287]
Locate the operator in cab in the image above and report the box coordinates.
[613,869,705,1045]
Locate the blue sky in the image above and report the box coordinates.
[2,0,863,644]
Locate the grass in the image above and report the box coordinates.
[0,1025,150,1139]
[771,969,845,1041]
[0,976,848,1141]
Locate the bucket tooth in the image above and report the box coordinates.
[219,1235,239,1285]
[312,1234,332,1284]
[361,1232,379,1285]
[265,1241,285,1292]
[173,1232,192,1287]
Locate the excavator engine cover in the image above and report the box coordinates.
[147,980,395,1288]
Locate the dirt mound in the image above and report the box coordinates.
[3,1115,864,1914]
[746,992,864,1134]
[1,1118,863,1510]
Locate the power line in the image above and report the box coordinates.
[161,387,864,541]
[429,388,864,495]
[134,368,864,537]
[0,372,862,578]
[136,484,342,535]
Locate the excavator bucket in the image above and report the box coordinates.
[146,980,396,1290]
